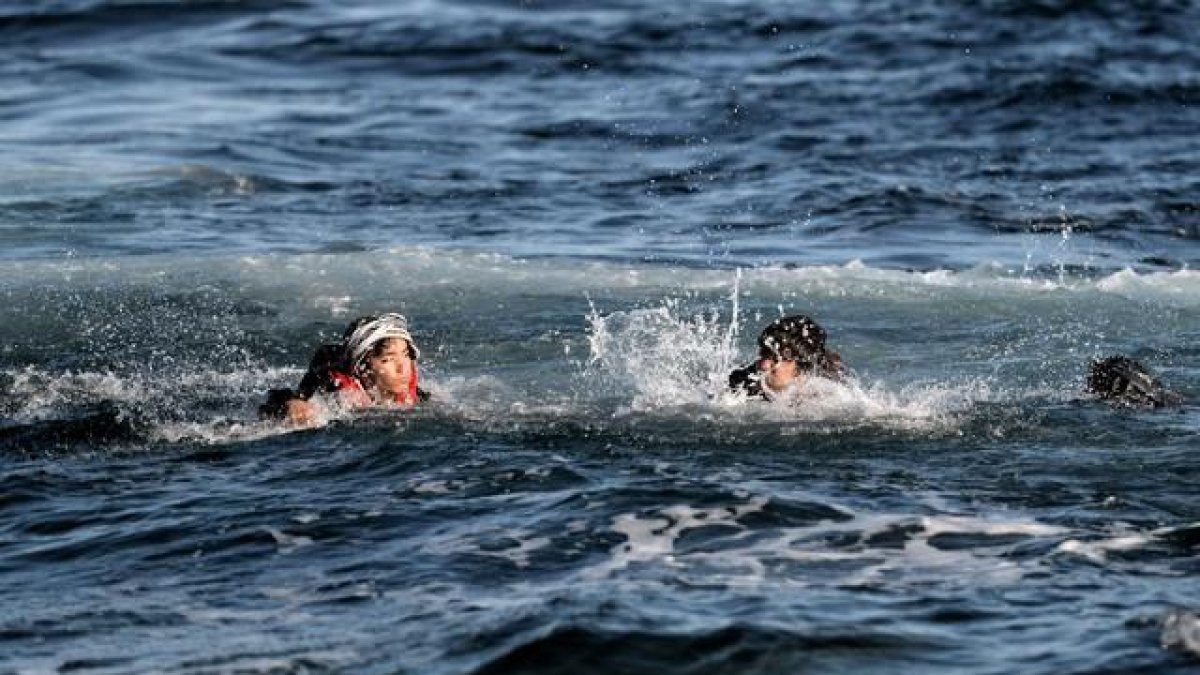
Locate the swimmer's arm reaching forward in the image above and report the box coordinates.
[258,344,342,425]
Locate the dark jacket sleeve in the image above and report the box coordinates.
[259,343,344,419]
[728,364,765,399]
[294,343,346,399]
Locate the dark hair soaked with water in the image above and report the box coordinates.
[757,315,845,379]
[1086,355,1184,409]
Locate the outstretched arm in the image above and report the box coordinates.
[259,343,344,423]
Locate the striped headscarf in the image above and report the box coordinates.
[341,313,420,369]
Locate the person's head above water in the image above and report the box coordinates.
[1085,355,1184,409]
[757,315,827,366]
[753,314,843,392]
[342,313,419,364]
[340,313,421,398]
[260,312,428,424]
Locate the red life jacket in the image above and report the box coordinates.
[328,368,419,408]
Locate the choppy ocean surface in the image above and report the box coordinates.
[2,1,1199,673]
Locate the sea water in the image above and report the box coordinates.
[1,1,1198,673]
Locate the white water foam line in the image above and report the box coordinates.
[587,499,1078,588]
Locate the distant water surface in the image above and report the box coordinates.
[1,0,1197,269]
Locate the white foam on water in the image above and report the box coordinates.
[587,500,1081,590]
[1162,610,1200,658]
[5,247,1198,306]
[1,365,298,411]
[587,496,771,579]
[1055,521,1200,564]
[428,375,574,422]
[584,298,989,431]
[1,366,151,420]
[1055,535,1152,563]
[479,532,553,569]
[1095,267,1200,304]
[585,297,741,410]
[921,515,1069,538]
[149,419,285,445]
[0,364,326,444]
[767,377,993,432]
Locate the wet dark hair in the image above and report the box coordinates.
[757,314,844,379]
[1086,355,1183,408]
[758,315,826,366]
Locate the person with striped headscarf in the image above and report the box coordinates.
[261,313,429,424]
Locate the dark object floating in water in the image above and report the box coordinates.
[1085,355,1185,409]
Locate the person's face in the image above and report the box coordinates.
[757,353,803,392]
[366,338,414,397]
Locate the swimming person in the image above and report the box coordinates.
[728,314,845,401]
[260,313,430,425]
[1085,355,1184,408]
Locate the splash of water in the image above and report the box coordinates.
[582,278,987,429]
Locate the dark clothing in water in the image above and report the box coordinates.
[259,343,430,418]
[728,364,767,399]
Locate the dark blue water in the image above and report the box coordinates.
[1,1,1199,672]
